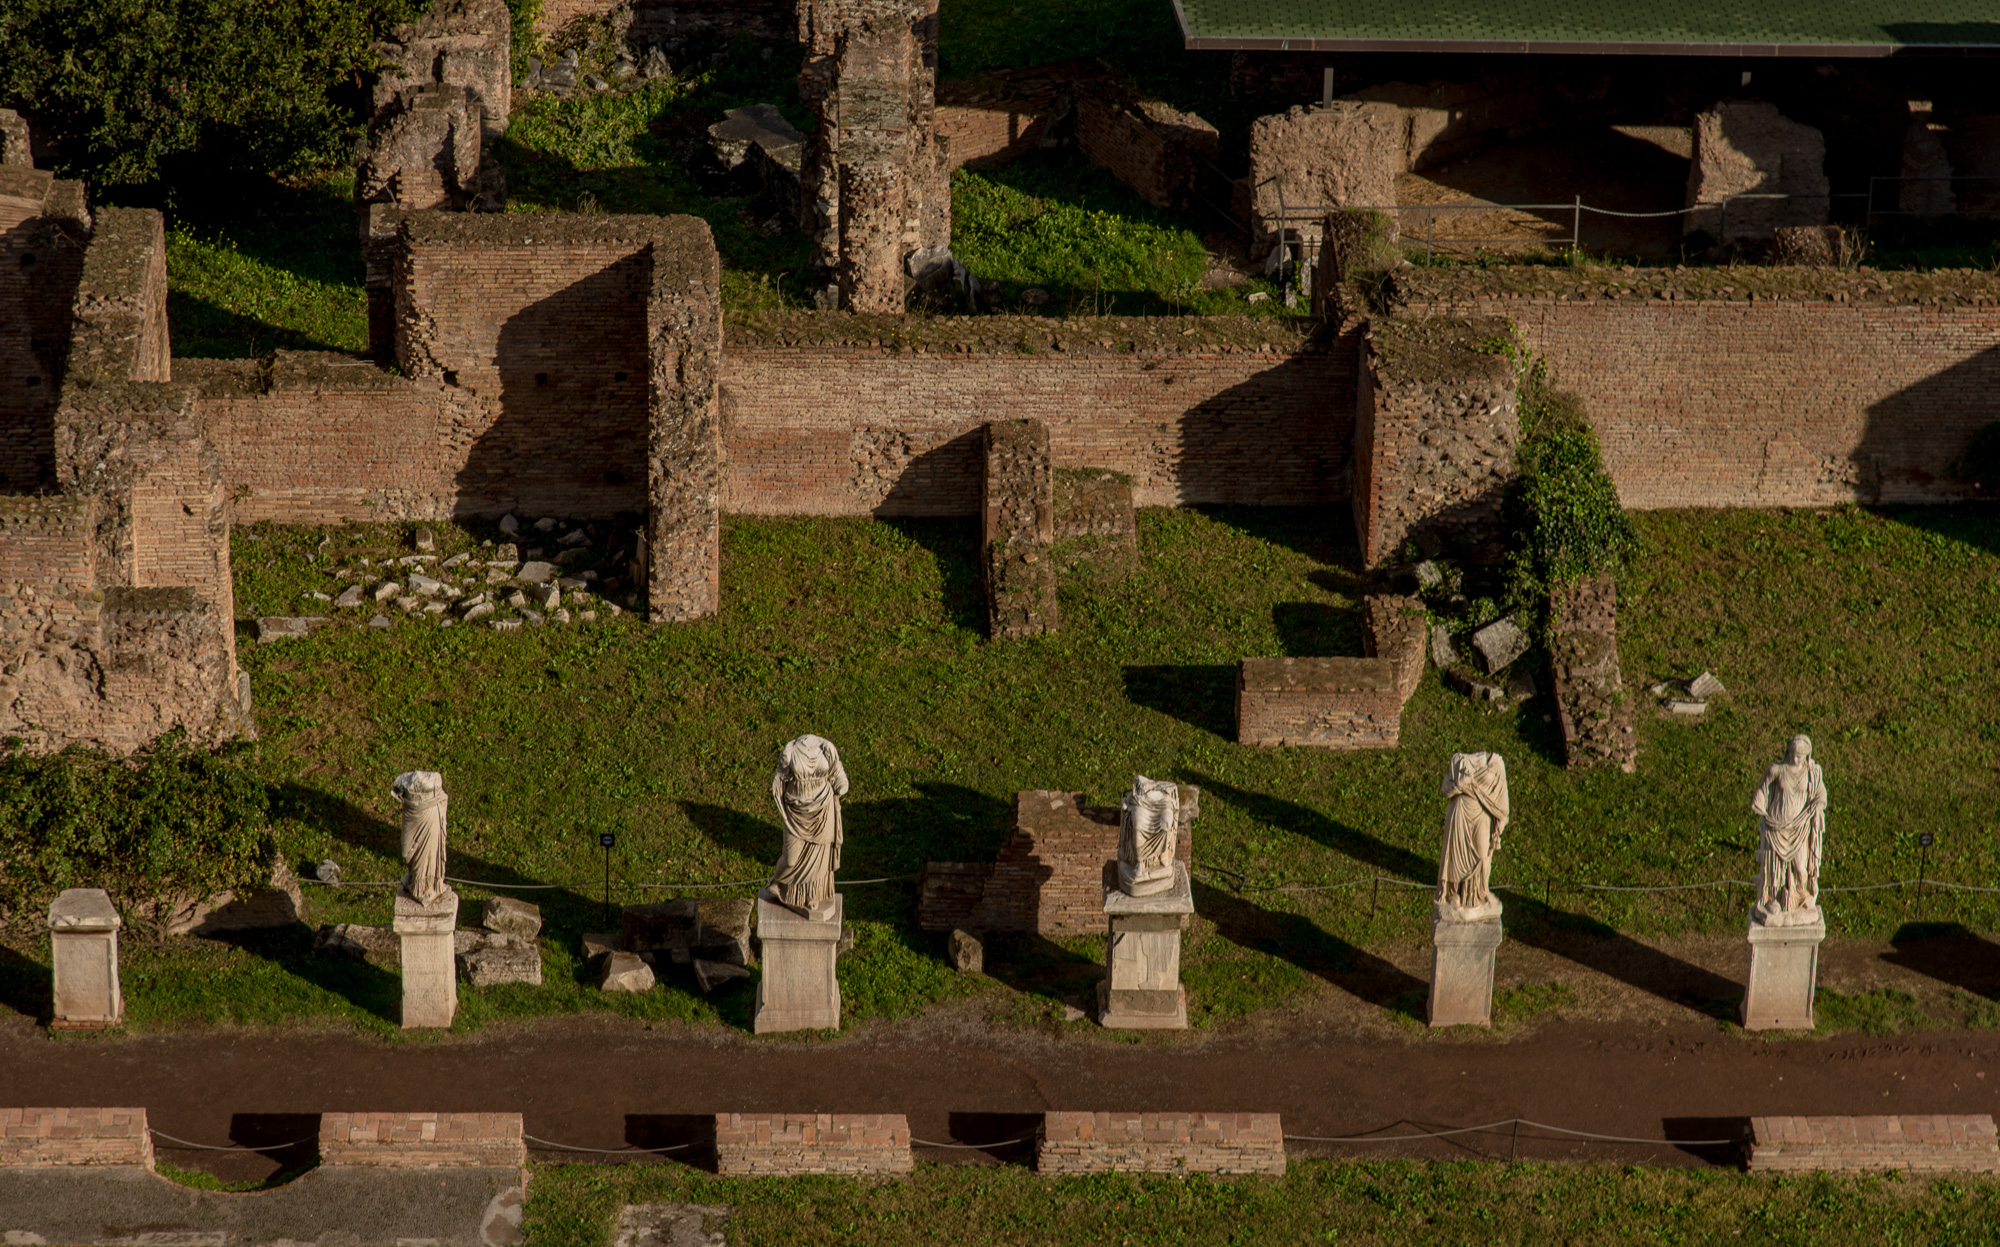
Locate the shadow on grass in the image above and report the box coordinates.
[1191,775,1743,1017]
[211,925,402,1025]
[1122,664,1236,739]
[880,517,985,637]
[0,944,51,1025]
[166,290,356,360]
[1192,881,1425,1019]
[1881,921,2000,1000]
[1272,601,1362,657]
[979,933,1102,1006]
[1197,505,1365,569]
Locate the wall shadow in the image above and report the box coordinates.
[1190,775,1742,1016]
[1122,664,1236,739]
[1272,601,1360,656]
[870,434,984,520]
[933,1112,1041,1167]
[878,516,985,636]
[1856,345,2000,509]
[623,1114,720,1172]
[1176,358,1349,508]
[1881,922,2000,1000]
[212,924,403,1025]
[1661,1116,1750,1168]
[0,944,51,1025]
[1192,880,1425,1019]
[979,933,1102,1007]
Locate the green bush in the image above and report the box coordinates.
[0,734,273,922]
[1499,347,1635,617]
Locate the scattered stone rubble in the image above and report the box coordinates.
[577,898,759,995]
[314,895,545,986]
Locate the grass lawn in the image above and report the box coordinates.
[6,502,1990,1035]
[521,1159,2000,1246]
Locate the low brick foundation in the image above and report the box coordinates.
[983,419,1056,639]
[1036,1112,1285,1175]
[1549,575,1637,770]
[0,1108,154,1169]
[1748,1115,2000,1173]
[318,1112,526,1168]
[1236,657,1401,748]
[1363,594,1427,705]
[713,1113,913,1175]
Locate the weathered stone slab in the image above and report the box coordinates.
[1099,865,1191,1030]
[1743,916,1824,1030]
[480,896,542,938]
[754,893,843,1033]
[393,887,459,1028]
[1429,912,1502,1027]
[49,889,123,1027]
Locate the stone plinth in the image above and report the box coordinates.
[1036,1112,1286,1176]
[48,889,123,1028]
[1743,915,1824,1030]
[1429,909,1503,1027]
[754,892,843,1033]
[1098,864,1192,1029]
[1749,1115,2000,1174]
[713,1113,912,1175]
[393,887,459,1029]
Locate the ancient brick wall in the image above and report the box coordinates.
[720,315,1348,513]
[917,788,1197,934]
[1395,271,2000,509]
[1073,83,1219,215]
[983,419,1056,639]
[1236,657,1400,748]
[1351,317,1518,567]
[1549,574,1636,771]
[1748,1116,2000,1174]
[0,168,89,493]
[1036,1113,1285,1176]
[319,1112,527,1168]
[713,1114,913,1175]
[935,65,1072,168]
[643,214,725,621]
[1362,593,1427,705]
[0,1108,154,1168]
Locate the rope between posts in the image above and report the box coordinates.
[300,874,921,892]
[149,1129,315,1152]
[911,1136,1034,1149]
[524,1134,695,1154]
[1282,1118,1738,1146]
[1198,872,1999,900]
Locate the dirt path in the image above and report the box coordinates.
[5,998,1998,1187]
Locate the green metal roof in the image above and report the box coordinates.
[1173,0,2000,54]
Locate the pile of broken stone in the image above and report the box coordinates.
[317,894,546,988]
[256,514,641,643]
[1652,670,1728,718]
[1432,614,1537,704]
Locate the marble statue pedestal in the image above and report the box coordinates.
[48,889,123,1029]
[1429,907,1503,1027]
[1742,913,1825,1030]
[393,887,459,1029]
[1098,863,1192,1030]
[754,892,843,1033]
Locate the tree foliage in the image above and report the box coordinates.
[0,0,427,188]
[0,733,273,920]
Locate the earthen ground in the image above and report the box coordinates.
[3,931,1997,1188]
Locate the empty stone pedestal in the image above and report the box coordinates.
[1098,863,1192,1029]
[754,891,843,1033]
[393,886,459,1028]
[48,888,123,1028]
[1743,914,1825,1030]
[1429,908,1503,1027]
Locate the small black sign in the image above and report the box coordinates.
[1919,832,1935,848]
[599,832,617,849]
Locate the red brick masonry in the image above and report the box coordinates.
[1037,1112,1286,1175]
[1236,657,1401,748]
[318,1111,526,1168]
[1748,1115,2000,1174]
[0,1108,154,1168]
[713,1113,913,1176]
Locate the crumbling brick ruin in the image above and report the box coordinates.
[1235,657,1401,749]
[796,0,951,311]
[1362,593,1427,706]
[982,418,1056,639]
[1684,101,1829,241]
[1549,574,1637,771]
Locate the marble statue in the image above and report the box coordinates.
[767,734,848,917]
[1116,776,1182,897]
[391,770,449,906]
[1750,735,1826,927]
[1436,751,1508,921]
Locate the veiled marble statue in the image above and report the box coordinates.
[1437,752,1509,921]
[767,734,849,917]
[1750,735,1827,926]
[391,770,449,906]
[1116,776,1182,897]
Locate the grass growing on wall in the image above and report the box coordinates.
[522,1159,2000,1246]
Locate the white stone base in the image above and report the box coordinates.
[1743,914,1825,1031]
[394,887,459,1029]
[49,889,124,1028]
[754,892,843,1033]
[1099,864,1193,1030]
[1429,911,1503,1028]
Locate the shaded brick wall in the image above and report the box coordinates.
[0,1108,154,1168]
[720,321,1349,514]
[983,418,1056,639]
[319,1112,527,1168]
[1073,86,1219,215]
[713,1113,913,1175]
[1362,593,1427,705]
[0,168,88,493]
[1398,284,2000,508]
[1749,1115,2000,1174]
[1036,1112,1285,1176]
[1236,657,1401,748]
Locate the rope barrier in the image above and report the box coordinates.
[911,1136,1034,1149]
[1196,871,1992,902]
[524,1134,695,1154]
[1282,1118,1738,1147]
[302,874,922,892]
[149,1129,314,1152]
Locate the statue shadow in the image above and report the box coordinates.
[1191,880,1425,1020]
[1188,774,1742,1017]
[1881,922,2000,1001]
[0,943,52,1025]
[1121,664,1237,739]
[683,780,1014,887]
[978,933,1105,1008]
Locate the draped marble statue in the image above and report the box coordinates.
[1116,776,1182,897]
[1750,735,1827,927]
[767,735,849,917]
[1436,752,1509,922]
[391,770,449,906]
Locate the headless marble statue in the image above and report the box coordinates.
[391,770,449,907]
[1116,776,1181,897]
[1436,752,1508,922]
[767,735,848,918]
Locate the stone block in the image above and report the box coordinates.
[1743,916,1824,1030]
[48,889,123,1027]
[1100,865,1192,1030]
[157,858,307,936]
[754,893,843,1033]
[458,933,542,987]
[1429,911,1502,1027]
[600,950,655,993]
[480,895,542,938]
[1471,616,1528,673]
[393,887,459,1028]
[694,958,750,993]
[984,419,1057,640]
[315,922,401,967]
[255,616,332,643]
[949,928,983,973]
